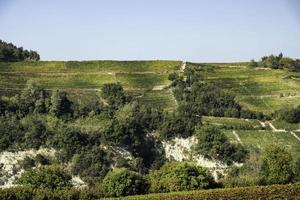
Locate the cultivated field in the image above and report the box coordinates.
[0,60,181,110]
[187,62,300,114]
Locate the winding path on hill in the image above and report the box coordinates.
[264,121,300,142]
[290,131,300,142]
[151,61,187,92]
[180,61,186,72]
[233,130,243,144]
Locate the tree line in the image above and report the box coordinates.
[249,53,300,71]
[0,40,40,61]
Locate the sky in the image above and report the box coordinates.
[0,0,300,62]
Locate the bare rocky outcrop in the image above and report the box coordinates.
[0,148,56,188]
[162,136,233,180]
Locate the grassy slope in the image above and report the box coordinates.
[187,62,300,114]
[204,116,300,160]
[0,60,181,110]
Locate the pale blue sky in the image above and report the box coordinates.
[0,0,299,62]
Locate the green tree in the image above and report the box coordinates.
[50,90,73,118]
[0,116,24,151]
[72,146,109,181]
[101,168,149,197]
[18,165,72,190]
[50,127,89,161]
[277,106,300,123]
[0,40,40,61]
[101,83,127,110]
[23,117,49,149]
[248,59,258,68]
[260,145,295,185]
[147,162,216,193]
[18,80,49,115]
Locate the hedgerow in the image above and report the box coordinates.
[111,183,300,200]
[1,184,299,200]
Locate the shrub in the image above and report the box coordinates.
[101,168,149,197]
[147,162,216,193]
[276,106,300,123]
[17,165,72,190]
[101,83,127,109]
[260,145,295,185]
[71,146,109,182]
[116,184,300,200]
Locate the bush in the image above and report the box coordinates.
[17,165,72,190]
[1,184,299,200]
[50,90,73,118]
[72,146,109,182]
[147,162,216,193]
[276,106,300,123]
[260,145,295,185]
[117,184,300,200]
[101,168,149,197]
[101,83,127,110]
[0,116,24,151]
[0,187,104,200]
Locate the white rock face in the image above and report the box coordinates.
[0,148,56,188]
[162,136,229,180]
[71,176,87,188]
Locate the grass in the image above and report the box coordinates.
[202,116,263,130]
[272,120,300,131]
[2,60,299,114]
[187,62,300,114]
[226,130,300,160]
[0,60,180,109]
[138,90,177,111]
[0,60,181,73]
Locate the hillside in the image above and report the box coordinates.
[0,59,299,198]
[0,60,181,110]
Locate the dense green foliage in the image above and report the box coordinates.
[195,126,248,164]
[260,145,295,185]
[0,82,166,185]
[147,162,216,193]
[0,40,40,61]
[113,184,300,200]
[275,105,300,123]
[101,169,149,197]
[0,184,298,200]
[169,65,267,120]
[17,165,72,190]
[249,53,300,71]
[71,147,110,183]
[101,83,128,110]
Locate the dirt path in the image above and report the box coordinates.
[290,132,300,142]
[233,130,243,144]
[259,121,266,128]
[266,121,286,132]
[180,61,186,72]
[152,85,167,91]
[265,121,300,143]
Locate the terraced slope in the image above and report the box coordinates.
[0,60,181,110]
[187,62,300,114]
[203,116,300,160]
